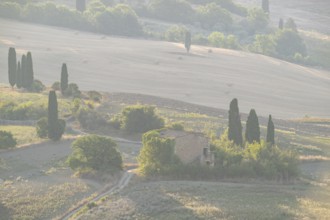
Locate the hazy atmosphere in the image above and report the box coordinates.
[0,0,329,219]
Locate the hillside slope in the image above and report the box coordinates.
[0,19,329,119]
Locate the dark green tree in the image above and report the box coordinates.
[48,91,65,141]
[8,47,17,88]
[25,51,34,88]
[60,63,69,94]
[245,109,260,143]
[228,98,243,146]
[279,18,284,29]
[76,0,86,12]
[266,114,275,145]
[21,54,27,88]
[16,61,22,88]
[262,0,269,13]
[184,31,191,53]
[67,135,123,172]
[285,18,297,32]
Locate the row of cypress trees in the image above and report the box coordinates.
[228,98,275,147]
[8,47,34,89]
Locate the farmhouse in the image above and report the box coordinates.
[159,129,214,166]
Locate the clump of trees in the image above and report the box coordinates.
[67,135,122,173]
[112,105,164,133]
[7,48,45,92]
[36,91,65,141]
[0,130,17,149]
[138,130,177,175]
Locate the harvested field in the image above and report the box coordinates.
[0,19,329,119]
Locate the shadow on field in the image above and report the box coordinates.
[115,180,330,219]
[0,202,11,220]
[168,51,206,58]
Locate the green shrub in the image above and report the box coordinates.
[49,119,66,141]
[67,135,122,172]
[0,2,21,19]
[168,122,184,131]
[28,79,45,93]
[249,34,275,55]
[87,90,102,102]
[0,130,17,149]
[36,117,48,138]
[208,31,225,47]
[164,25,188,42]
[275,29,307,58]
[77,107,107,130]
[0,101,47,120]
[120,105,164,133]
[246,8,268,32]
[64,83,81,98]
[51,81,61,91]
[196,3,232,30]
[138,130,176,175]
[148,0,194,23]
[96,4,142,36]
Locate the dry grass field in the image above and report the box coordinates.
[0,19,329,119]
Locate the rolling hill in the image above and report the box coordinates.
[0,18,329,119]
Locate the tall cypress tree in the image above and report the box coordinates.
[16,61,22,89]
[48,91,59,140]
[26,52,34,88]
[266,115,275,145]
[228,98,243,146]
[8,47,17,88]
[245,109,260,143]
[21,54,27,88]
[60,63,69,94]
[185,31,191,53]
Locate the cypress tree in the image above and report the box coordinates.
[8,47,17,88]
[228,98,243,146]
[16,61,22,88]
[48,91,59,140]
[185,31,191,53]
[262,0,269,13]
[48,91,65,141]
[266,115,275,145]
[21,54,27,88]
[245,109,260,143]
[26,52,34,88]
[60,63,68,94]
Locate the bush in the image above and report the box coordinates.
[138,130,176,175]
[67,135,122,172]
[0,101,47,120]
[246,8,268,33]
[28,79,45,93]
[64,83,81,98]
[77,107,107,130]
[0,2,21,19]
[0,130,17,149]
[249,34,275,56]
[148,0,194,23]
[120,105,164,133]
[212,132,299,180]
[208,32,225,47]
[51,81,61,91]
[274,29,306,58]
[49,119,66,141]
[164,25,188,42]
[87,90,102,102]
[196,3,232,30]
[36,117,48,138]
[96,4,142,36]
